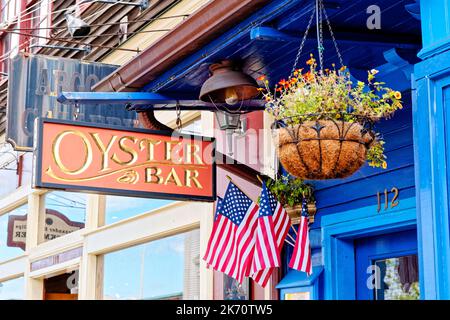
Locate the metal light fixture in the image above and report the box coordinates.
[66,1,148,38]
[200,60,259,156]
[215,111,241,157]
[65,12,91,38]
[199,60,259,105]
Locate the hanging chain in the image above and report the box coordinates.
[321,0,344,68]
[175,101,182,130]
[316,0,324,72]
[290,6,316,76]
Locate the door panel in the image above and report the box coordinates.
[355,229,419,300]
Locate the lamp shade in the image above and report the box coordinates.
[65,13,91,38]
[199,60,259,104]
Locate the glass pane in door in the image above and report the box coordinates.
[373,254,420,300]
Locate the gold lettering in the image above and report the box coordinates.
[165,141,183,163]
[185,169,203,189]
[90,133,117,171]
[185,144,204,164]
[164,168,182,186]
[145,167,163,184]
[53,130,93,175]
[111,136,138,165]
[139,138,161,161]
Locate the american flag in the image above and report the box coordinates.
[288,197,312,275]
[251,182,291,287]
[203,182,259,283]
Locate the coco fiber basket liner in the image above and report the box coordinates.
[276,120,374,180]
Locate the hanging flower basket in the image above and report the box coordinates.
[276,117,374,180]
[259,54,404,180]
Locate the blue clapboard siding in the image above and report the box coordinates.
[311,106,415,228]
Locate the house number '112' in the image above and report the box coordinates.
[377,187,399,212]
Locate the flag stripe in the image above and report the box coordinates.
[204,215,225,264]
[251,182,291,288]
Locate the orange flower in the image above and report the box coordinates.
[303,71,314,82]
[257,88,265,92]
[394,91,402,99]
[306,58,315,66]
[290,77,298,84]
[257,75,266,81]
[278,79,287,86]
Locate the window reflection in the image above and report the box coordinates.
[102,229,200,300]
[223,275,249,300]
[43,191,86,242]
[374,255,420,300]
[0,204,27,262]
[104,195,173,225]
[0,277,24,300]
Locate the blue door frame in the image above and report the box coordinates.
[322,197,417,300]
[412,0,450,299]
[355,229,418,300]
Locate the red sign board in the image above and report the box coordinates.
[33,119,216,201]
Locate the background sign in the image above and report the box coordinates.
[33,119,216,201]
[7,209,85,250]
[6,53,138,151]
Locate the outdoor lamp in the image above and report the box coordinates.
[215,110,241,131]
[199,60,259,105]
[65,12,91,38]
[215,111,242,157]
[200,60,258,156]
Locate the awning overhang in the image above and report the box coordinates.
[60,0,421,108]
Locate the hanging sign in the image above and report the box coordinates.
[33,118,216,201]
[6,53,137,151]
[7,209,85,250]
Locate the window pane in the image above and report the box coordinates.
[0,204,27,262]
[43,191,86,242]
[373,254,420,300]
[223,275,249,300]
[105,195,173,225]
[102,229,200,300]
[0,277,24,300]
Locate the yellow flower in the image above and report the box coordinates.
[394,91,402,99]
[382,161,387,169]
[339,66,347,72]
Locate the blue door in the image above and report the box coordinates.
[355,229,420,300]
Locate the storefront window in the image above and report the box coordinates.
[43,191,86,242]
[0,204,27,262]
[102,229,200,300]
[0,276,24,300]
[374,254,420,300]
[104,195,173,225]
